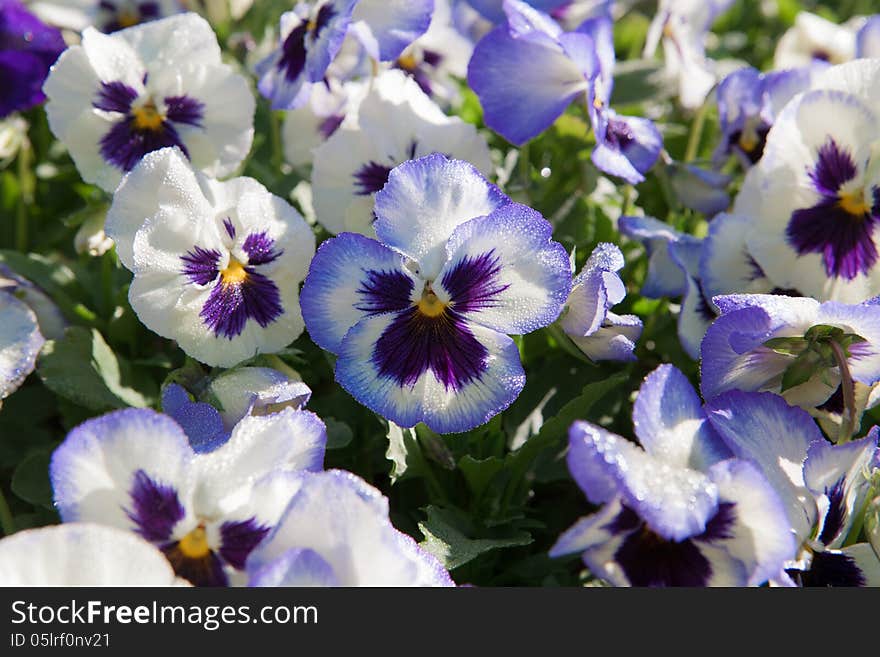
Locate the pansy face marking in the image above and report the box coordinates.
[94,78,205,172]
[356,250,509,391]
[126,469,269,586]
[786,137,880,280]
[180,221,285,340]
[99,1,162,32]
[278,2,338,84]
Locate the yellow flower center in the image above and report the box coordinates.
[838,190,870,217]
[118,10,140,29]
[593,96,604,110]
[177,525,211,559]
[417,289,447,318]
[221,257,249,286]
[398,52,418,71]
[738,126,760,154]
[132,102,164,131]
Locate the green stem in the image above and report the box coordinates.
[684,99,711,163]
[830,340,857,443]
[270,110,283,172]
[15,141,32,253]
[0,486,15,537]
[518,141,531,201]
[843,486,875,547]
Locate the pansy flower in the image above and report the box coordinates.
[549,365,795,586]
[468,2,661,183]
[714,66,812,168]
[581,13,662,184]
[706,391,880,586]
[774,11,859,70]
[559,242,642,362]
[310,69,492,236]
[0,0,65,118]
[0,290,44,403]
[0,523,183,585]
[347,0,434,63]
[43,12,254,192]
[391,0,474,106]
[643,0,734,109]
[255,1,358,110]
[698,213,776,302]
[247,470,453,586]
[50,406,327,586]
[162,366,313,452]
[700,294,880,418]
[463,0,567,23]
[27,0,181,33]
[735,63,880,303]
[282,78,366,169]
[301,154,571,434]
[105,147,315,368]
[618,214,710,358]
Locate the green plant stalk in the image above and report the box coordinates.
[0,485,15,537]
[829,340,857,443]
[684,99,711,163]
[15,141,32,253]
[270,110,283,172]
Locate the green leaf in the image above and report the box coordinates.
[37,326,151,411]
[611,60,671,107]
[11,451,53,508]
[458,455,505,501]
[780,351,820,392]
[418,506,532,570]
[324,418,354,450]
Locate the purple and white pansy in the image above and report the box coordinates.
[255,0,358,110]
[773,11,861,70]
[559,242,642,362]
[310,69,492,236]
[50,406,327,586]
[105,147,316,368]
[0,290,45,403]
[735,62,880,303]
[550,365,796,586]
[714,66,812,168]
[700,294,880,421]
[706,391,880,586]
[247,469,453,587]
[643,0,734,110]
[42,12,254,192]
[0,523,183,586]
[467,1,661,183]
[300,154,571,434]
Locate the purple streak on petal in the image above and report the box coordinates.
[223,218,236,240]
[441,250,510,313]
[164,95,205,128]
[786,199,878,280]
[817,478,847,546]
[279,22,310,82]
[372,308,489,391]
[809,138,858,196]
[354,268,414,315]
[200,269,284,339]
[242,232,283,266]
[218,518,271,570]
[126,469,185,543]
[93,80,138,114]
[318,113,344,139]
[353,160,394,195]
[791,551,866,587]
[181,246,221,286]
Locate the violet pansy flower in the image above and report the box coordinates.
[550,364,795,586]
[0,0,65,118]
[43,12,254,192]
[105,148,316,368]
[300,154,571,434]
[50,406,327,586]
